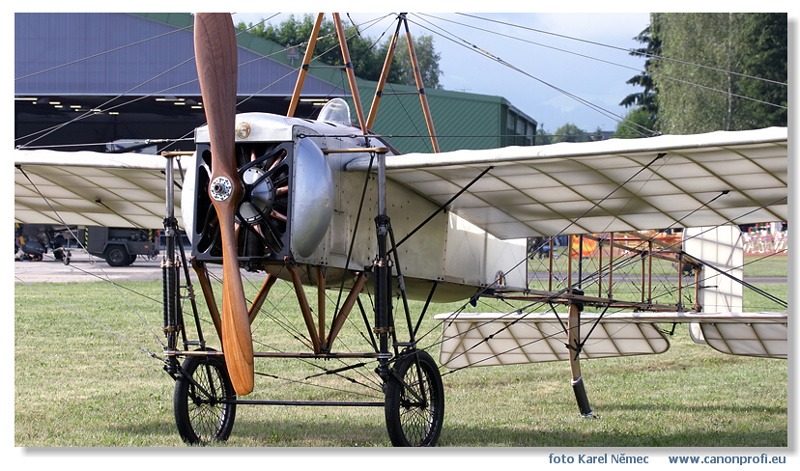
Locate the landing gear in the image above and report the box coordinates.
[160,127,447,447]
[173,353,237,445]
[385,350,445,446]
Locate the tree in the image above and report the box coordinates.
[589,127,605,141]
[236,15,385,80]
[535,124,552,146]
[619,25,660,137]
[381,35,443,89]
[552,123,589,143]
[731,14,788,129]
[620,25,660,115]
[615,108,656,139]
[650,13,787,134]
[237,15,442,88]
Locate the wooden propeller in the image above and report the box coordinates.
[194,13,254,395]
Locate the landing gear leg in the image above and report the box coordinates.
[567,295,594,418]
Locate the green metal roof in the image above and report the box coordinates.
[356,80,537,153]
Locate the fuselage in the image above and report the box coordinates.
[184,100,527,302]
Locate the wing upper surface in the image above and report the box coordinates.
[347,127,788,239]
[15,149,189,228]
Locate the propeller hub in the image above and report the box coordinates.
[210,176,234,202]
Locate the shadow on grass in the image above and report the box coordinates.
[438,423,787,448]
[97,410,786,448]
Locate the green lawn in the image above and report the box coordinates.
[14,265,788,447]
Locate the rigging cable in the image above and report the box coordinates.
[409,14,631,128]
[456,12,788,89]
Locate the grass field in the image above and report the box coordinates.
[14,254,788,447]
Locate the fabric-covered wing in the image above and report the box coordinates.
[347,127,787,239]
[15,149,189,228]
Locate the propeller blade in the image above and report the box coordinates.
[194,13,253,395]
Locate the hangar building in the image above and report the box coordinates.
[14,12,537,154]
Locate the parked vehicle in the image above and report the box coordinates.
[14,224,71,264]
[81,226,159,266]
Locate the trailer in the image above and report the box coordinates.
[81,226,159,266]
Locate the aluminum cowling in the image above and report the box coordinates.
[290,138,333,258]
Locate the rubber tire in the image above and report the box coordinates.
[385,350,445,446]
[174,354,237,445]
[55,248,70,265]
[105,245,130,267]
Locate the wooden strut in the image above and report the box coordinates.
[248,274,277,324]
[598,236,603,298]
[366,18,403,130]
[641,244,646,305]
[548,237,554,292]
[187,260,373,358]
[282,264,370,354]
[567,298,594,417]
[287,13,324,118]
[332,13,367,133]
[286,12,439,154]
[190,261,277,343]
[366,13,439,151]
[608,232,614,299]
[325,273,369,352]
[285,12,369,134]
[191,260,222,346]
[692,268,702,312]
[286,263,322,353]
[402,15,439,153]
[677,253,684,311]
[317,267,326,345]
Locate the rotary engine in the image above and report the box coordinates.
[183,121,334,267]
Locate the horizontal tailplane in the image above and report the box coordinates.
[435,312,670,368]
[435,311,787,368]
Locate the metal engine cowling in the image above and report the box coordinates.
[184,123,333,264]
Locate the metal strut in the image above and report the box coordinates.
[373,147,393,379]
[161,152,180,375]
[161,152,206,374]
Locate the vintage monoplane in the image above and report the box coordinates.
[14,13,788,446]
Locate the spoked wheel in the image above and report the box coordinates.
[174,353,237,445]
[384,350,445,446]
